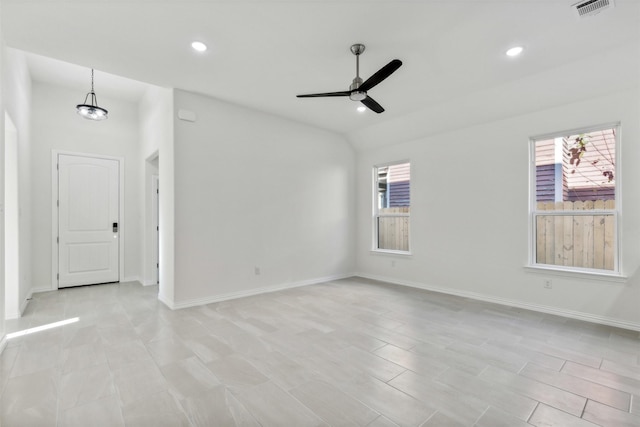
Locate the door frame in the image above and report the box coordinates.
[51,150,125,290]
[151,174,159,285]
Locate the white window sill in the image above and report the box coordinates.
[370,249,412,257]
[524,265,627,283]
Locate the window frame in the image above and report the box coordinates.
[528,122,622,276]
[372,160,411,255]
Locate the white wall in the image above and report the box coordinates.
[138,86,172,288]
[4,114,18,318]
[3,48,32,317]
[170,90,355,307]
[139,86,172,161]
[0,9,6,348]
[355,89,640,330]
[30,82,141,290]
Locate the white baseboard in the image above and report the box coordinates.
[5,308,21,320]
[5,289,36,320]
[20,289,34,316]
[162,273,354,310]
[0,335,7,356]
[158,292,174,309]
[31,286,56,295]
[142,279,159,287]
[355,273,640,332]
[122,276,142,284]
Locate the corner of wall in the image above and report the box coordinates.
[0,7,6,347]
[156,88,175,305]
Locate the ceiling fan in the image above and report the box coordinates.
[297,44,402,114]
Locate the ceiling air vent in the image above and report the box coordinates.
[572,0,614,18]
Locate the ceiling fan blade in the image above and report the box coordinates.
[361,96,385,114]
[297,91,351,98]
[359,59,402,92]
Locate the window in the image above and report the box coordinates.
[374,161,410,253]
[530,124,619,273]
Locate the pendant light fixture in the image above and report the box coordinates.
[76,68,108,120]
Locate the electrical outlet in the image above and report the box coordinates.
[544,279,552,289]
[254,267,261,275]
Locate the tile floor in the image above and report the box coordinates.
[1,277,639,426]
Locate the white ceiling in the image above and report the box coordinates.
[2,0,639,139]
[23,52,150,103]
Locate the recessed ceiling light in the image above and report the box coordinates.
[506,46,523,57]
[191,41,207,52]
[357,106,366,113]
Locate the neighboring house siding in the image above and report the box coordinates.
[566,186,615,201]
[389,181,410,207]
[535,167,613,202]
[536,164,556,202]
[388,162,410,207]
[535,130,615,203]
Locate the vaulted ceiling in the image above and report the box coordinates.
[2,0,638,145]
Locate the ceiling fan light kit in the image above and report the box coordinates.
[76,68,108,121]
[297,43,402,114]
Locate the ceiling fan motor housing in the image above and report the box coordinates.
[349,77,366,101]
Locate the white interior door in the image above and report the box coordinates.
[58,154,119,288]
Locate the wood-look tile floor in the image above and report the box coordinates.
[1,277,639,426]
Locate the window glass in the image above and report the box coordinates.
[532,127,617,272]
[375,162,410,252]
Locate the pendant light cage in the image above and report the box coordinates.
[76,69,108,121]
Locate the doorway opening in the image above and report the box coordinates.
[144,153,159,287]
[152,174,159,285]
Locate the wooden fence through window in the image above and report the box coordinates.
[535,200,615,270]
[378,207,410,251]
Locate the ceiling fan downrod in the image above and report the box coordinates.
[349,44,366,101]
